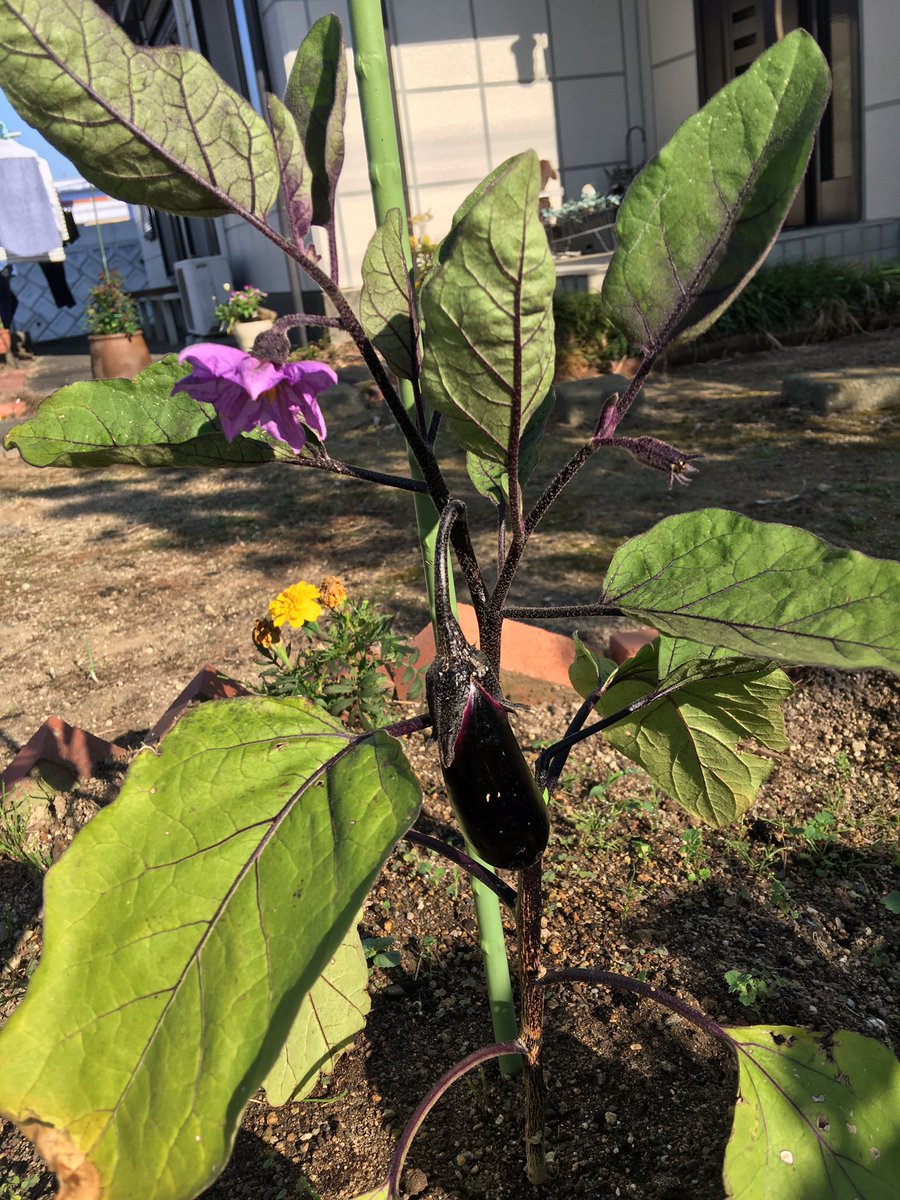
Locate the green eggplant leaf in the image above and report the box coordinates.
[603,509,900,673]
[1,357,297,467]
[573,639,791,827]
[444,155,523,247]
[284,13,347,229]
[360,208,418,380]
[657,635,738,675]
[568,632,617,698]
[263,929,371,1106]
[465,388,556,507]
[421,151,556,465]
[723,1026,900,1199]
[0,697,420,1200]
[267,93,313,242]
[603,31,830,352]
[0,0,278,219]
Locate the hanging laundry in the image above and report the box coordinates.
[39,260,77,308]
[0,265,19,328]
[0,137,67,261]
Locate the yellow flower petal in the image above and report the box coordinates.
[268,581,322,628]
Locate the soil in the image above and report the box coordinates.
[0,330,898,1199]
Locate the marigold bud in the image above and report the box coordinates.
[319,575,347,609]
[252,617,280,649]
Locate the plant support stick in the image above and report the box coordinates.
[349,0,520,1077]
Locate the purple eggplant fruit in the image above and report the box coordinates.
[440,679,549,870]
[426,500,549,871]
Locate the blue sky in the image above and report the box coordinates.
[0,89,77,180]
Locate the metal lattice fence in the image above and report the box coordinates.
[9,223,148,344]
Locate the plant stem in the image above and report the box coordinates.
[348,0,519,1078]
[384,1040,525,1196]
[404,831,517,908]
[538,967,729,1043]
[517,859,548,1183]
[290,453,428,493]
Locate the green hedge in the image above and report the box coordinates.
[553,259,900,376]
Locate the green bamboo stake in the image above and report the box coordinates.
[347,0,521,1077]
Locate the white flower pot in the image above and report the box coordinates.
[232,318,274,353]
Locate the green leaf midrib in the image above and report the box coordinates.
[83,730,361,1151]
[616,601,884,657]
[727,1035,859,1186]
[9,3,256,219]
[633,100,784,356]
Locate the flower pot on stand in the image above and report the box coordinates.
[89,331,152,380]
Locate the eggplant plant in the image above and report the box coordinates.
[1,2,898,1198]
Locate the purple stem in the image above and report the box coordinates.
[502,603,625,620]
[538,670,611,793]
[327,221,340,286]
[291,453,428,493]
[272,313,345,332]
[539,968,728,1043]
[404,830,517,908]
[382,713,432,739]
[491,353,656,611]
[384,1041,525,1196]
[536,675,699,782]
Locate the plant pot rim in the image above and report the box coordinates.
[88,330,146,341]
[236,309,276,324]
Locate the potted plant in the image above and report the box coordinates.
[84,270,151,379]
[213,283,276,351]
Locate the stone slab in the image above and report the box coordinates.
[780,367,900,414]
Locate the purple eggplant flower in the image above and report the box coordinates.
[173,344,337,453]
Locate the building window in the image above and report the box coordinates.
[694,0,860,225]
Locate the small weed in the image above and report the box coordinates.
[84,638,100,683]
[361,936,400,971]
[464,1066,490,1114]
[412,934,438,979]
[679,828,712,883]
[767,877,800,919]
[0,789,53,875]
[724,969,783,1009]
[567,768,652,852]
[0,1172,43,1200]
[834,750,853,778]
[403,851,461,898]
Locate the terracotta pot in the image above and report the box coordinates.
[232,318,274,353]
[89,331,152,380]
[0,328,11,356]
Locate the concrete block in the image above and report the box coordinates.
[780,367,900,414]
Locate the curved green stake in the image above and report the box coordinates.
[347,0,520,1077]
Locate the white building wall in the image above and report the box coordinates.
[641,0,699,151]
[247,0,898,295]
[860,0,900,221]
[259,0,647,289]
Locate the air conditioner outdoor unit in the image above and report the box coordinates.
[174,255,232,337]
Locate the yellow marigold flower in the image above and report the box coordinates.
[319,575,347,609]
[252,617,280,649]
[269,581,322,628]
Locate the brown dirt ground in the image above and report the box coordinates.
[0,329,898,1199]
